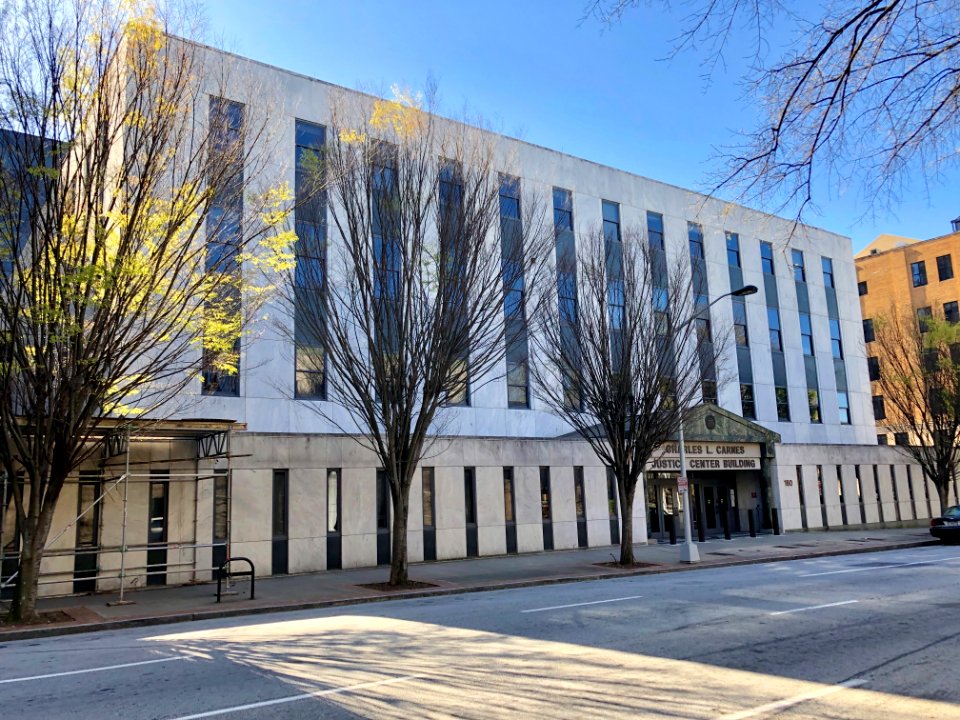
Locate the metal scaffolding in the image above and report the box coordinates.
[0,418,241,603]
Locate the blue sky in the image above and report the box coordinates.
[203,0,957,253]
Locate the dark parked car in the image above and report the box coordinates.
[930,505,960,543]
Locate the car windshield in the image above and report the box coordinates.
[944,506,960,519]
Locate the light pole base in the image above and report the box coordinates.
[679,543,700,564]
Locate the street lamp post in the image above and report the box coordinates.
[677,283,757,563]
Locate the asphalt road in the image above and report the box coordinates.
[2,545,959,719]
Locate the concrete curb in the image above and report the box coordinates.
[0,538,938,644]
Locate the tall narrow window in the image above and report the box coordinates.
[863,318,875,343]
[203,97,244,396]
[838,391,851,425]
[858,281,868,296]
[327,469,341,534]
[740,384,756,419]
[376,472,391,531]
[439,159,470,405]
[768,307,783,351]
[503,467,518,554]
[272,470,288,537]
[602,200,624,366]
[574,467,586,520]
[792,249,806,282]
[829,318,844,359]
[726,232,741,267]
[553,188,581,410]
[775,387,790,421]
[539,466,552,522]
[647,211,665,250]
[294,120,327,398]
[464,467,477,526]
[421,467,435,529]
[500,175,530,408]
[800,313,814,355]
[867,356,881,381]
[503,467,516,524]
[760,241,775,275]
[688,222,705,259]
[808,389,822,423]
[212,470,229,572]
[917,306,932,333]
[821,257,835,288]
[733,300,749,346]
[540,466,554,551]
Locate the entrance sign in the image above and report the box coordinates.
[646,442,762,472]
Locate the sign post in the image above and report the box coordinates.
[677,420,700,563]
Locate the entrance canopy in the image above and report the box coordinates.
[648,404,781,472]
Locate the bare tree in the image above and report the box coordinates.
[531,227,727,564]
[585,1,960,220]
[289,88,551,586]
[873,308,960,510]
[0,0,293,622]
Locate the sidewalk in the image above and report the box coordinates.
[0,527,937,642]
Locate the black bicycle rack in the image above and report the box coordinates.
[216,557,255,603]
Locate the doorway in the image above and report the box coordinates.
[147,471,169,586]
[73,472,101,593]
[646,473,677,542]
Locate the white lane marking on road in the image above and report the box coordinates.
[167,673,427,720]
[718,678,867,720]
[769,599,859,616]
[521,595,644,613]
[800,555,960,577]
[0,656,187,684]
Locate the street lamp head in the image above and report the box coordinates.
[731,285,758,297]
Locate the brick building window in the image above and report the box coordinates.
[911,260,927,287]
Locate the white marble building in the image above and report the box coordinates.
[5,43,953,599]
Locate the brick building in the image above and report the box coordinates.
[856,224,960,445]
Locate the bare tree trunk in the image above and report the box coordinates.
[10,537,42,623]
[618,479,637,565]
[938,482,950,515]
[389,481,411,586]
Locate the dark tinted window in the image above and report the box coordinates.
[740,384,755,419]
[539,466,552,521]
[858,281,867,296]
[800,313,814,355]
[945,301,959,324]
[776,387,790,421]
[760,241,775,275]
[821,257,834,288]
[829,317,843,359]
[937,254,953,281]
[872,395,886,420]
[868,356,881,381]
[726,232,741,267]
[768,307,782,351]
[863,318,875,343]
[808,389,821,423]
[912,260,928,287]
[688,222,704,259]
[792,249,806,282]
[647,211,664,250]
